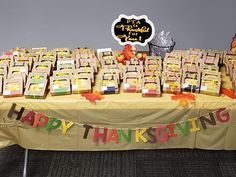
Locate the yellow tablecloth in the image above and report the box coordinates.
[0,67,236,151]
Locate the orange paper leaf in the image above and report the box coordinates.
[220,87,235,99]
[171,93,196,107]
[81,92,104,103]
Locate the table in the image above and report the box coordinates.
[0,68,236,151]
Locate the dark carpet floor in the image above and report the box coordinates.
[0,145,236,177]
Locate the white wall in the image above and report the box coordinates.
[0,0,235,52]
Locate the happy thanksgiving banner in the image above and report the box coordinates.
[4,103,232,144]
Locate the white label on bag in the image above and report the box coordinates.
[53,85,59,89]
[182,84,189,88]
[124,83,130,88]
[57,60,74,65]
[20,68,26,72]
[101,86,107,91]
[96,48,112,59]
[201,86,206,91]
[13,51,19,55]
[163,83,169,88]
[4,91,10,95]
[72,85,78,90]
[39,83,44,87]
[143,89,149,93]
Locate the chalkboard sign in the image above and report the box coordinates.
[111,14,155,46]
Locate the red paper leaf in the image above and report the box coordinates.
[81,92,104,103]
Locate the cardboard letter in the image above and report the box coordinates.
[216,108,230,123]
[135,128,147,143]
[93,127,107,143]
[83,124,93,139]
[7,103,25,120]
[107,129,118,144]
[155,125,169,142]
[33,113,49,128]
[146,128,157,143]
[61,119,74,134]
[20,111,35,125]
[46,117,62,131]
[199,112,216,129]
[176,121,190,135]
[166,123,177,138]
[118,129,131,143]
[188,118,200,132]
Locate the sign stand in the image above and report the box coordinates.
[23,148,29,177]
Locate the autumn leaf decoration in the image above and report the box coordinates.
[171,93,196,107]
[231,34,236,52]
[81,91,104,103]
[220,87,235,99]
